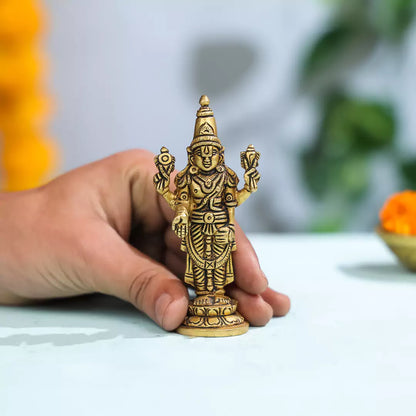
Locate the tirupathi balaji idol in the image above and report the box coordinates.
[153,95,260,337]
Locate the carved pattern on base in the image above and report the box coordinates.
[180,295,245,330]
[188,295,237,317]
[183,312,245,328]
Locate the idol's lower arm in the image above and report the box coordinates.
[228,207,235,226]
[158,188,176,210]
[175,202,189,217]
[236,188,252,206]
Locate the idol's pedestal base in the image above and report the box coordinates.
[176,294,249,337]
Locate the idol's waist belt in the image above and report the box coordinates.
[190,211,228,225]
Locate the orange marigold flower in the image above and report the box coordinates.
[0,93,52,131]
[0,45,46,93]
[1,134,58,191]
[0,0,44,42]
[0,0,58,191]
[380,190,416,235]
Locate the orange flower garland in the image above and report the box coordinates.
[0,0,58,191]
[379,190,416,235]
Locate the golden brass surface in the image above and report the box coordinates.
[153,95,261,337]
[176,321,249,338]
[376,225,416,272]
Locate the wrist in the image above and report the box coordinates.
[244,183,252,192]
[175,205,188,217]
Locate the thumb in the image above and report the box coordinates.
[92,236,188,331]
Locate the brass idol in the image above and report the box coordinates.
[154,95,260,337]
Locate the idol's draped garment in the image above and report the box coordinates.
[175,165,238,292]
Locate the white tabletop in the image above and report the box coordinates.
[1,234,415,416]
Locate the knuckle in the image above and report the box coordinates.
[128,268,158,309]
[111,149,157,183]
[119,149,155,163]
[107,149,154,173]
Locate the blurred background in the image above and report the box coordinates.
[1,0,415,232]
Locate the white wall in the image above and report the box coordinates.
[43,0,416,231]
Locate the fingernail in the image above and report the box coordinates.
[162,297,188,331]
[155,293,173,328]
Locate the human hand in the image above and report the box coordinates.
[0,150,290,330]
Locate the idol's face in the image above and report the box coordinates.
[193,145,220,171]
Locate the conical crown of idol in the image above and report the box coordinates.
[190,95,222,150]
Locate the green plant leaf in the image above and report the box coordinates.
[337,154,369,200]
[323,96,396,154]
[301,95,394,201]
[309,216,345,233]
[300,23,376,93]
[301,148,331,198]
[401,158,416,187]
[301,149,369,200]
[373,0,416,40]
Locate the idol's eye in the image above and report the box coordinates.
[195,149,202,156]
[212,149,218,155]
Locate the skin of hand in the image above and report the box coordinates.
[0,150,290,330]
